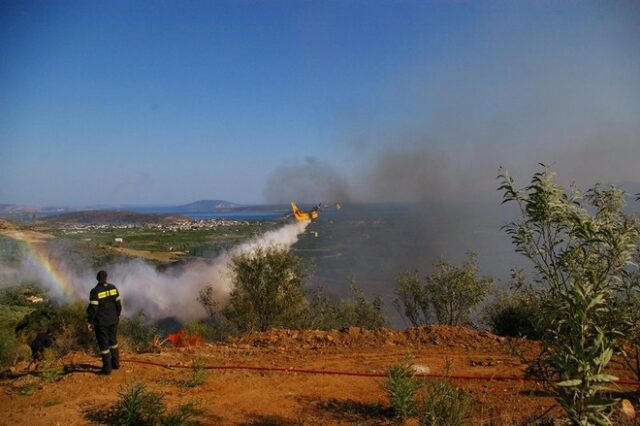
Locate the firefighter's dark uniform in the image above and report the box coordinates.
[87,282,121,374]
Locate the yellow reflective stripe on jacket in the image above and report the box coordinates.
[109,289,118,296]
[97,291,109,299]
[115,296,121,301]
[90,300,99,305]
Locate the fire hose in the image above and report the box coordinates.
[119,358,640,386]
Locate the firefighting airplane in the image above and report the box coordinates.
[290,201,320,222]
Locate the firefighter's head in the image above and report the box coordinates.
[96,270,108,283]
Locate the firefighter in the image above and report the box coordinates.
[87,270,122,375]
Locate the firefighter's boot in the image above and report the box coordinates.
[110,347,120,370]
[100,352,112,375]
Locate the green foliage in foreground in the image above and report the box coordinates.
[382,357,473,426]
[499,165,640,425]
[116,382,201,426]
[383,356,422,422]
[418,379,473,426]
[177,357,206,389]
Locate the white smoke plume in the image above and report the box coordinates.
[112,221,309,319]
[8,222,309,320]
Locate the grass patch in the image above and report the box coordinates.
[418,379,473,426]
[43,398,62,407]
[177,358,206,389]
[15,380,38,396]
[39,357,64,383]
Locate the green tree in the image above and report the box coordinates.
[498,165,640,425]
[335,279,386,329]
[424,253,493,326]
[484,268,543,339]
[224,246,308,332]
[304,282,387,330]
[394,270,430,327]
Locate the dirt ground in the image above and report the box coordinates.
[102,244,184,263]
[0,326,637,425]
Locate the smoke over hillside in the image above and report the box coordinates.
[266,4,640,302]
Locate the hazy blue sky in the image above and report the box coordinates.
[1,1,638,206]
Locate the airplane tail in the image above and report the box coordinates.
[290,201,300,214]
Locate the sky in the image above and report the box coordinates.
[1,1,639,206]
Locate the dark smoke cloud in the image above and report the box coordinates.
[270,4,640,325]
[264,157,350,204]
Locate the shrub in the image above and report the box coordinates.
[14,303,59,339]
[56,303,94,352]
[485,293,541,339]
[335,280,386,329]
[115,382,202,426]
[418,379,473,426]
[0,304,34,331]
[197,286,234,340]
[183,320,215,342]
[224,246,308,332]
[394,270,429,327]
[116,382,164,426]
[499,166,640,425]
[160,402,202,426]
[304,285,341,330]
[200,248,387,332]
[424,253,493,326]
[305,282,387,330]
[0,327,17,370]
[383,356,422,422]
[177,357,206,388]
[484,269,543,339]
[120,310,160,353]
[13,302,92,357]
[0,283,45,306]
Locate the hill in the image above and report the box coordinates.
[0,204,77,221]
[175,199,242,212]
[39,210,188,224]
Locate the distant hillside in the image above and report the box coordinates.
[0,218,17,230]
[175,199,242,212]
[0,204,77,221]
[40,210,188,224]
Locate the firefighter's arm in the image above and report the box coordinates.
[115,287,122,318]
[87,289,98,331]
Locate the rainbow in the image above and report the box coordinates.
[20,239,83,303]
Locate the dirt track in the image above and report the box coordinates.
[0,326,636,425]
